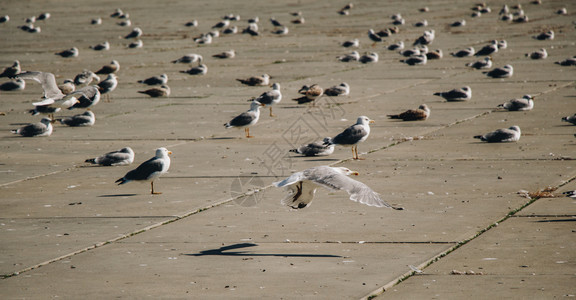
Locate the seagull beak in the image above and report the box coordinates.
[369,120,375,124]
[351,171,360,176]
[168,151,172,155]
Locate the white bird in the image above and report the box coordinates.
[324,82,350,97]
[0,78,25,91]
[67,85,101,109]
[273,166,403,209]
[466,56,492,69]
[254,83,282,117]
[57,110,95,127]
[97,74,118,100]
[474,126,521,142]
[341,38,359,48]
[497,95,534,111]
[172,54,203,64]
[124,27,142,39]
[17,71,79,108]
[11,117,53,137]
[433,86,472,101]
[533,30,554,40]
[325,116,374,160]
[212,49,236,59]
[138,74,168,86]
[359,52,378,64]
[475,41,498,56]
[525,48,547,59]
[90,41,110,51]
[483,64,513,78]
[387,41,404,51]
[127,39,143,49]
[224,101,264,138]
[115,147,172,195]
[337,51,360,62]
[74,70,100,86]
[451,47,475,57]
[181,64,207,75]
[55,47,78,58]
[85,147,135,166]
[0,60,21,78]
[401,54,427,65]
[289,138,335,157]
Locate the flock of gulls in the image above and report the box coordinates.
[1,2,575,205]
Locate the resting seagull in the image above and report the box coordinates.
[497,95,534,111]
[115,147,172,195]
[474,126,521,142]
[483,65,513,78]
[289,138,334,157]
[236,74,270,86]
[224,100,264,138]
[433,86,471,101]
[85,147,135,166]
[273,166,403,210]
[57,110,95,127]
[325,116,374,160]
[387,104,430,121]
[11,117,53,137]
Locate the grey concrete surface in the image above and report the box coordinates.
[0,0,575,299]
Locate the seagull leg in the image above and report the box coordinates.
[355,146,365,160]
[351,146,357,160]
[151,181,162,195]
[245,128,254,138]
[269,107,276,117]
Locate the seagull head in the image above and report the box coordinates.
[156,147,172,158]
[357,116,374,125]
[335,167,359,176]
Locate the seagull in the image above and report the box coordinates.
[293,84,323,104]
[110,8,123,18]
[466,56,492,69]
[561,114,576,125]
[85,147,135,166]
[401,54,427,65]
[17,71,79,108]
[138,85,170,97]
[413,30,435,46]
[291,16,305,24]
[367,29,383,45]
[180,64,207,75]
[95,60,120,75]
[451,19,466,27]
[37,12,50,21]
[193,33,212,45]
[269,17,282,27]
[483,65,513,78]
[497,40,508,49]
[224,100,264,138]
[563,190,576,198]
[0,60,21,78]
[91,17,102,25]
[474,126,521,142]
[236,74,270,86]
[97,74,118,100]
[475,41,498,56]
[11,117,53,137]
[359,52,379,64]
[212,19,230,29]
[254,83,282,117]
[533,30,554,40]
[338,3,353,15]
[525,48,547,59]
[55,47,78,58]
[138,74,168,85]
[67,85,101,109]
[115,147,172,195]
[414,20,428,27]
[450,47,475,57]
[74,70,100,86]
[117,19,131,27]
[400,47,424,57]
[556,8,567,15]
[28,106,60,118]
[172,54,203,64]
[273,166,402,209]
[337,51,360,62]
[0,15,9,24]
[90,41,110,51]
[555,57,576,66]
[497,95,534,111]
[324,82,350,97]
[341,39,359,48]
[433,86,472,101]
[387,41,404,51]
[124,27,142,39]
[212,49,236,59]
[0,78,25,91]
[222,26,238,34]
[185,20,198,27]
[272,26,289,35]
[289,138,335,157]
[426,49,443,60]
[387,104,430,121]
[57,110,95,127]
[325,116,374,160]
[58,79,75,94]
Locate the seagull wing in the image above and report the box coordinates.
[18,71,65,100]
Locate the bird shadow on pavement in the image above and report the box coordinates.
[184,242,342,258]
[98,194,138,197]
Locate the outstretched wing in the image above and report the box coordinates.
[280,181,317,209]
[17,71,65,100]
[313,171,390,207]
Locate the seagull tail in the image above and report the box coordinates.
[433,92,442,97]
[115,177,129,185]
[387,114,401,119]
[473,135,485,141]
[10,129,18,134]
[85,158,97,164]
[28,108,39,115]
[288,148,299,154]
[562,117,568,122]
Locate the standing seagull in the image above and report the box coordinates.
[67,85,101,109]
[98,74,118,101]
[273,166,402,209]
[236,74,270,86]
[484,65,513,78]
[474,126,521,142]
[74,70,100,87]
[289,138,335,157]
[85,147,135,166]
[367,29,383,45]
[433,86,472,101]
[387,104,430,121]
[224,100,264,138]
[497,95,534,111]
[325,116,374,160]
[254,83,282,117]
[115,147,172,195]
[11,117,53,137]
